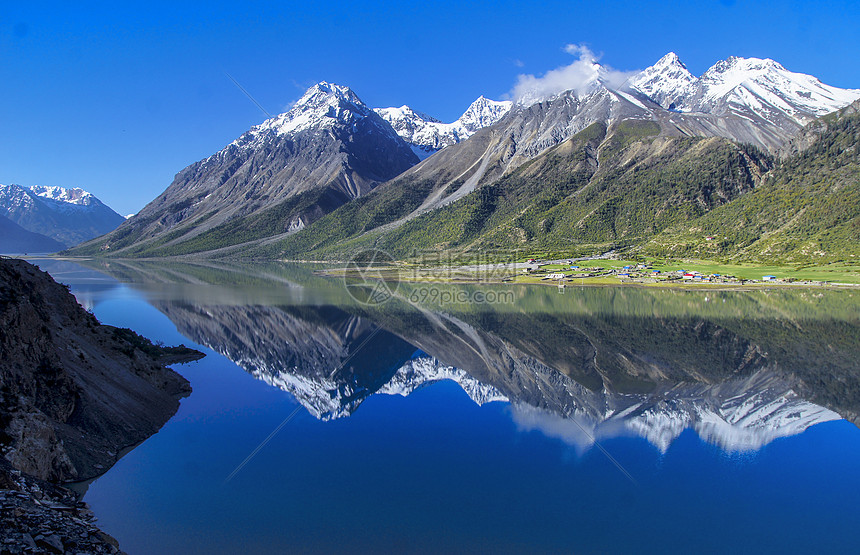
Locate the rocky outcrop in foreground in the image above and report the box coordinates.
[0,257,204,553]
[1,457,122,554]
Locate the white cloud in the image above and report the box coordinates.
[510,44,640,105]
[510,403,597,455]
[563,43,594,58]
[510,403,635,453]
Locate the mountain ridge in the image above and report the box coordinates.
[375,95,512,158]
[629,52,860,132]
[0,184,124,250]
[0,215,67,254]
[64,53,860,262]
[256,79,858,262]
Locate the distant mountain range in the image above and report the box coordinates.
[630,53,858,127]
[0,184,124,253]
[375,96,512,159]
[67,52,860,262]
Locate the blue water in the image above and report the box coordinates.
[43,263,860,554]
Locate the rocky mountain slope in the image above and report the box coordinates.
[1,456,125,553]
[0,258,205,553]
[375,96,512,158]
[264,119,773,259]
[0,184,125,249]
[66,82,419,258]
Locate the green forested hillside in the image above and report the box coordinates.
[647,103,860,263]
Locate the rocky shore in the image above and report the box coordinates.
[0,257,204,553]
[1,458,123,554]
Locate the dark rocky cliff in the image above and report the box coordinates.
[0,257,202,482]
[0,257,203,552]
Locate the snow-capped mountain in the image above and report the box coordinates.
[234,82,404,148]
[378,356,508,406]
[0,184,37,214]
[455,96,514,133]
[70,82,419,256]
[511,370,840,454]
[629,52,860,128]
[68,60,859,259]
[0,184,124,248]
[29,185,96,206]
[504,52,860,154]
[375,96,512,158]
[627,52,698,111]
[515,59,613,107]
[371,52,860,223]
[513,51,860,131]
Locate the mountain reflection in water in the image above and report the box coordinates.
[70,259,860,453]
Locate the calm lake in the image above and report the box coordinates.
[34,259,860,554]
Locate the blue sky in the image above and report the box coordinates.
[2,0,859,215]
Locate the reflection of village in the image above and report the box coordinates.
[523,260,834,286]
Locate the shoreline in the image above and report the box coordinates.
[27,254,860,288]
[326,270,860,291]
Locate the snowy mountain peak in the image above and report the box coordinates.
[375,95,512,156]
[516,59,612,107]
[29,185,94,206]
[654,51,685,69]
[0,183,124,247]
[629,52,697,110]
[458,96,513,133]
[0,184,35,212]
[235,81,384,143]
[2,184,99,210]
[701,55,785,88]
[295,81,364,109]
[629,52,860,126]
[698,55,860,121]
[376,105,441,124]
[704,55,783,77]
